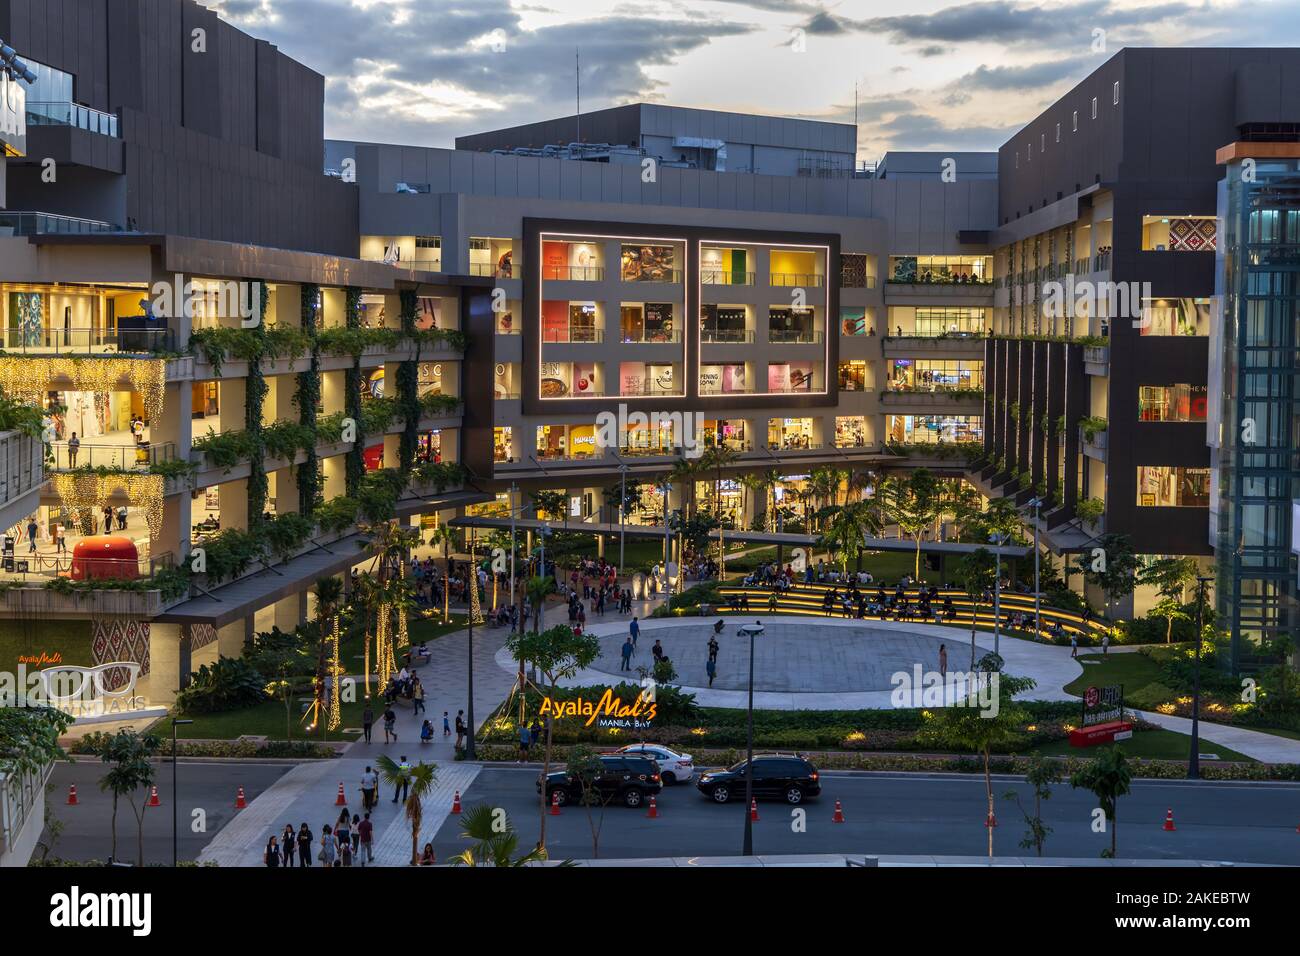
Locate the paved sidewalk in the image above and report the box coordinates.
[1130,709,1300,763]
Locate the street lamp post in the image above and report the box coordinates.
[1188,575,1213,779]
[509,481,517,629]
[990,532,1008,658]
[170,717,192,867]
[538,521,550,631]
[738,621,764,856]
[1028,497,1042,638]
[466,527,477,760]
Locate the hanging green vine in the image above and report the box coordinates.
[344,287,366,497]
[245,281,270,524]
[397,289,421,474]
[296,283,322,514]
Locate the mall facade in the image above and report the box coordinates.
[0,0,1295,691]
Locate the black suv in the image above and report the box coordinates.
[538,754,662,809]
[696,754,821,805]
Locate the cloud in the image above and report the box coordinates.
[954,56,1094,92]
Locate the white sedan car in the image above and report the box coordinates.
[615,744,695,785]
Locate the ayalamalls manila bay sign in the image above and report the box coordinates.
[540,687,657,730]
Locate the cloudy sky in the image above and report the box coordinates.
[203,0,1296,160]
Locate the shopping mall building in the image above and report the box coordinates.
[0,0,1295,707]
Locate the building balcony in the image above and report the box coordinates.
[0,324,175,356]
[26,101,119,137]
[767,329,823,345]
[769,272,825,288]
[1083,345,1110,375]
[0,212,120,237]
[701,329,754,344]
[49,440,178,473]
[1081,427,1108,460]
[702,270,756,286]
[541,265,605,282]
[881,334,985,357]
[0,431,46,533]
[541,329,603,344]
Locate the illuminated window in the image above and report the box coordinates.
[767,418,816,450]
[1136,466,1210,507]
[835,416,869,448]
[838,360,868,391]
[1138,385,1207,422]
[493,427,513,463]
[886,415,982,445]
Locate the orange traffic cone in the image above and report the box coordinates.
[985,811,997,828]
[147,786,161,807]
[234,787,247,809]
[335,782,346,806]
[749,799,760,822]
[646,796,659,819]
[451,790,462,814]
[550,791,562,816]
[832,799,845,823]
[66,785,78,806]
[1163,808,1176,831]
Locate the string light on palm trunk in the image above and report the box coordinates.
[0,357,166,422]
[328,614,342,731]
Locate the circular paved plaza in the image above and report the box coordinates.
[493,615,1083,710]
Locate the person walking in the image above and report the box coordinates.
[361,702,375,743]
[706,656,716,687]
[52,521,66,555]
[938,644,947,682]
[1101,632,1110,656]
[382,704,397,743]
[359,766,377,811]
[350,814,361,856]
[391,756,411,803]
[708,636,719,663]
[318,825,336,867]
[443,710,451,738]
[116,505,128,531]
[454,710,466,750]
[296,823,313,867]
[357,812,374,866]
[411,678,426,715]
[620,637,633,671]
[518,722,531,762]
[629,616,640,650]
[1070,633,1079,659]
[334,808,351,855]
[26,517,38,555]
[264,835,280,867]
[67,432,80,468]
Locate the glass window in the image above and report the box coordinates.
[838,360,868,391]
[699,364,748,395]
[1138,384,1207,422]
[839,307,871,336]
[912,307,986,337]
[885,415,982,445]
[889,359,982,391]
[1136,466,1210,507]
[888,256,991,284]
[620,244,679,282]
[1138,298,1210,336]
[767,418,816,450]
[835,416,869,448]
[700,304,749,342]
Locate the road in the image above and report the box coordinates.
[42,759,295,865]
[431,765,1300,865]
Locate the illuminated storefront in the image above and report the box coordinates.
[703,418,748,451]
[536,423,598,460]
[1137,466,1210,507]
[1138,384,1207,421]
[888,359,983,391]
[837,360,868,391]
[699,363,748,395]
[768,417,815,450]
[493,426,513,462]
[886,415,982,444]
[835,416,869,448]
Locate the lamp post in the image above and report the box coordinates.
[170,717,192,867]
[1027,497,1042,638]
[738,621,764,856]
[538,520,550,632]
[990,532,1008,658]
[1188,575,1213,779]
[509,481,517,628]
[466,527,477,760]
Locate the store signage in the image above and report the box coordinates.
[1082,684,1124,727]
[539,687,657,729]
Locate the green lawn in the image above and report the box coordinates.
[156,693,373,742]
[0,620,94,669]
[1063,652,1164,698]
[1028,728,1255,763]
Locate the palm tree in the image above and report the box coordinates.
[738,472,768,531]
[427,524,457,623]
[1070,747,1132,858]
[668,456,701,521]
[375,755,439,866]
[311,575,344,726]
[818,501,880,575]
[700,443,740,521]
[448,804,556,867]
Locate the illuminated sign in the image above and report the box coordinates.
[539,687,657,729]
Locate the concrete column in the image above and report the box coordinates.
[217,621,243,659]
[177,623,193,690]
[245,613,259,646]
[219,477,249,532]
[323,456,345,500]
[148,623,182,706]
[219,378,247,434]
[274,593,303,633]
[384,432,401,469]
[274,466,299,515]
[322,369,345,415]
[159,495,193,566]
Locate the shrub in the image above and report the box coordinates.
[174,658,268,714]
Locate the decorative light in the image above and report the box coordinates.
[52,472,163,541]
[375,601,394,683]
[0,357,167,422]
[328,614,342,731]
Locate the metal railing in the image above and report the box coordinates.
[770,272,825,287]
[50,441,176,472]
[26,101,119,137]
[469,263,518,278]
[623,269,682,283]
[768,329,823,344]
[1,325,174,354]
[542,328,603,343]
[701,270,755,286]
[619,330,682,344]
[699,386,755,396]
[0,764,52,860]
[1,550,174,580]
[542,265,604,281]
[701,328,754,343]
[0,212,119,236]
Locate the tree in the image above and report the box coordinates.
[1070,746,1132,858]
[96,729,162,865]
[311,575,344,729]
[818,501,880,575]
[920,664,1036,858]
[0,706,71,778]
[1075,533,1139,617]
[505,624,601,851]
[448,803,559,867]
[247,625,314,742]
[1002,755,1061,857]
[887,468,945,581]
[375,755,438,865]
[525,574,556,633]
[738,472,770,531]
[1138,556,1198,642]
[427,524,458,622]
[668,456,702,522]
[530,489,567,526]
[567,744,615,858]
[700,443,740,521]
[957,547,998,670]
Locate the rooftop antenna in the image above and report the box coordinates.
[575,50,582,145]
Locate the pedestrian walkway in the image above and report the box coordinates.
[1130,709,1300,763]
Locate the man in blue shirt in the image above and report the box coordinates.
[629,617,640,648]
